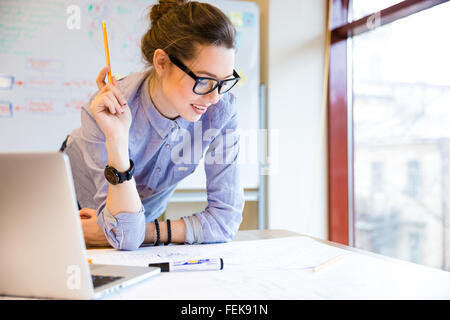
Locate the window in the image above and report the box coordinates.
[370,161,384,193]
[405,160,421,198]
[328,0,450,271]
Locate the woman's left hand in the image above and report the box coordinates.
[79,208,110,247]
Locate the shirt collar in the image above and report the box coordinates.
[140,73,191,138]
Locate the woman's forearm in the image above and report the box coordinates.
[104,137,185,245]
[105,138,142,216]
[144,219,186,244]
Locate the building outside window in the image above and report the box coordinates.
[351,0,450,270]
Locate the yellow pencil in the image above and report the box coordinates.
[313,254,344,273]
[101,20,113,83]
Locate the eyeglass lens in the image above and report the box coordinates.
[194,78,239,95]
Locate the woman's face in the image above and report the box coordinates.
[158,44,236,122]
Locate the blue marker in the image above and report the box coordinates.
[149,258,223,272]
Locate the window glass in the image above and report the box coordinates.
[352,2,450,270]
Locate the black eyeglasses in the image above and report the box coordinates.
[168,54,240,95]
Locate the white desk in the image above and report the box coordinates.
[85,229,450,300]
[2,229,450,300]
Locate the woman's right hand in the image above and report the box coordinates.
[90,66,132,142]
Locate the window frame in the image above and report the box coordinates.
[327,0,450,245]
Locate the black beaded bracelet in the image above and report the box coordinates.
[154,219,161,246]
[165,219,171,246]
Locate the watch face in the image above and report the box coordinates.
[104,167,119,185]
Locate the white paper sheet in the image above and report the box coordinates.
[87,236,347,271]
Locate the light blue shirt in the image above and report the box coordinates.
[64,70,244,250]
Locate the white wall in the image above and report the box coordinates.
[265,0,328,239]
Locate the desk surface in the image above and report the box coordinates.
[90,229,450,300]
[3,230,450,300]
[233,229,300,241]
[236,229,409,261]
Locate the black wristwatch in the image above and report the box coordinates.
[104,159,135,185]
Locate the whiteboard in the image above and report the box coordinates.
[0,0,260,188]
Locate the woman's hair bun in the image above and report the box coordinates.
[141,0,236,71]
[150,0,189,25]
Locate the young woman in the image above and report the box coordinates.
[62,0,244,250]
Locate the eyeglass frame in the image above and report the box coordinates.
[168,54,240,95]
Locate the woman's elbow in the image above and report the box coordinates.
[119,241,142,251]
[118,230,145,251]
[115,213,146,251]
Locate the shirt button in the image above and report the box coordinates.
[165,144,170,148]
[156,167,161,172]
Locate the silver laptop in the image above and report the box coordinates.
[0,152,160,299]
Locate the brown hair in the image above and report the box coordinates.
[141,0,236,74]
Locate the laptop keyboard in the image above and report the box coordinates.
[91,275,124,289]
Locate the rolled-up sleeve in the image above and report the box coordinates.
[97,204,146,251]
[78,102,146,250]
[184,101,244,244]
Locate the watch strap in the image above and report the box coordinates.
[105,159,135,185]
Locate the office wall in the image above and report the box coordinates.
[264,0,328,239]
